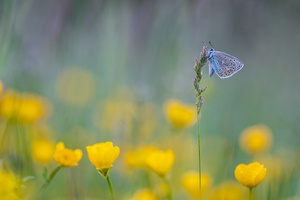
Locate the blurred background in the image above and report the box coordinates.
[0,0,300,199]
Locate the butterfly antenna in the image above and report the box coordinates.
[208,41,214,48]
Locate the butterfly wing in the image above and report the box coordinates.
[210,51,244,79]
[208,62,215,77]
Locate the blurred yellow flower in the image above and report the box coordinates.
[234,161,267,188]
[131,189,157,200]
[0,170,21,200]
[56,67,95,106]
[239,124,273,154]
[86,141,120,177]
[259,156,282,181]
[204,180,247,200]
[181,171,212,199]
[138,103,157,138]
[145,149,174,177]
[125,146,158,168]
[32,138,55,165]
[53,142,82,167]
[0,90,50,124]
[97,99,136,133]
[164,100,196,128]
[125,147,174,177]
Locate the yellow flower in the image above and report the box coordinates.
[181,171,212,199]
[32,138,55,165]
[125,146,159,168]
[145,149,174,177]
[131,189,157,200]
[234,161,267,188]
[125,146,175,177]
[96,98,136,133]
[53,142,82,167]
[204,180,247,200]
[56,67,95,106]
[137,103,157,138]
[0,90,50,123]
[259,156,282,181]
[0,170,21,200]
[239,124,273,154]
[86,141,120,177]
[164,100,197,128]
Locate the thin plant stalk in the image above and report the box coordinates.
[106,175,115,200]
[249,188,253,200]
[0,119,11,151]
[197,114,202,193]
[163,177,173,200]
[193,46,208,194]
[40,165,62,191]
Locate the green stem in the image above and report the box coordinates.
[163,177,173,200]
[197,115,202,194]
[0,119,11,155]
[40,165,62,192]
[106,175,115,200]
[193,46,207,199]
[249,188,253,200]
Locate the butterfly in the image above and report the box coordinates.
[207,48,244,79]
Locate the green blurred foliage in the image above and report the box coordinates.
[0,0,300,199]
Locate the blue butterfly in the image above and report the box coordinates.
[207,48,244,79]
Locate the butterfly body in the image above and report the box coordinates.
[207,48,244,79]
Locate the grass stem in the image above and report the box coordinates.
[193,46,208,195]
[40,165,62,192]
[107,175,115,200]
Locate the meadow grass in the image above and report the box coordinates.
[0,1,300,199]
